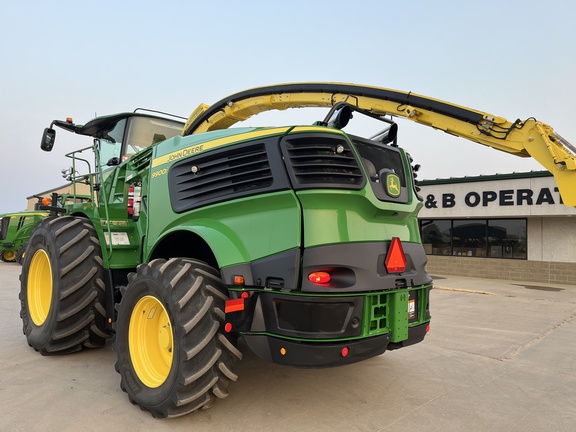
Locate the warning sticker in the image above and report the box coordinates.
[104,232,130,246]
[408,299,416,320]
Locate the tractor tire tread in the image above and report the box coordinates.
[113,258,240,418]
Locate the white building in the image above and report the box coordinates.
[418,171,576,284]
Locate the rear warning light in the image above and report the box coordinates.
[385,237,407,273]
[308,271,331,285]
[225,298,244,313]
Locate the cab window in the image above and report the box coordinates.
[98,119,126,169]
[123,117,184,159]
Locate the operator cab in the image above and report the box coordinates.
[41,109,186,169]
[93,113,185,168]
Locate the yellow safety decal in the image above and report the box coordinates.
[151,127,290,168]
[289,126,344,134]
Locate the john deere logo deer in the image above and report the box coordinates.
[386,173,401,197]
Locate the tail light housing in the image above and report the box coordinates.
[308,271,331,285]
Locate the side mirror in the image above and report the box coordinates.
[41,128,56,152]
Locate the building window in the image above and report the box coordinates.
[452,219,487,257]
[419,220,451,256]
[488,219,527,259]
[420,219,527,259]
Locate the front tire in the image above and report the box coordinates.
[1,249,16,262]
[19,217,110,354]
[16,242,28,264]
[114,258,242,418]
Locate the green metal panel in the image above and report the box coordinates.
[296,189,422,248]
[363,292,390,336]
[389,291,409,342]
[145,190,301,268]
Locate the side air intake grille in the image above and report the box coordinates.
[281,134,365,189]
[129,147,153,172]
[169,142,277,212]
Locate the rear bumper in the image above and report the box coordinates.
[243,322,429,368]
[387,321,430,350]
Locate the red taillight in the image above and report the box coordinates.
[308,271,331,285]
[341,347,349,357]
[385,237,407,273]
[225,298,244,313]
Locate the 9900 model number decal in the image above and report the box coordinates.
[151,168,168,179]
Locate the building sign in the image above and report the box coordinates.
[419,175,576,218]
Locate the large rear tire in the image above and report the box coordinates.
[114,258,242,418]
[19,217,110,354]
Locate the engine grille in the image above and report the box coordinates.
[0,216,10,240]
[280,134,364,189]
[169,142,277,212]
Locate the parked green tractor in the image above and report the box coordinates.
[0,211,47,263]
[0,192,97,264]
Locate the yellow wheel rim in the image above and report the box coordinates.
[3,250,16,262]
[129,295,174,388]
[27,249,53,326]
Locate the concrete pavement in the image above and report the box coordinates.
[1,261,575,431]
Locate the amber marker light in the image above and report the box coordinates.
[41,197,51,206]
[233,275,245,286]
[308,271,331,285]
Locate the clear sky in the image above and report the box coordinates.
[1,0,575,213]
